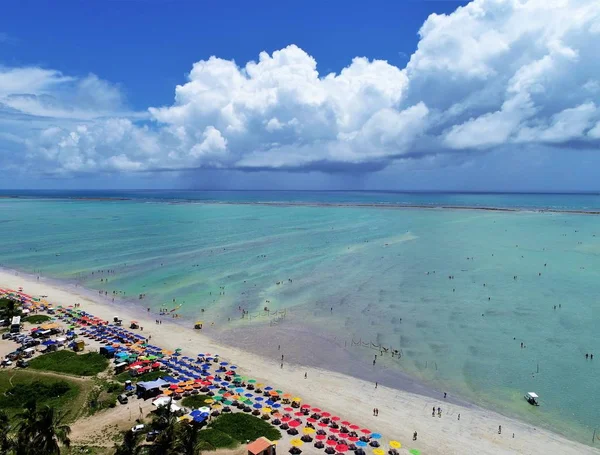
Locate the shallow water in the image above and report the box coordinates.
[0,194,599,444]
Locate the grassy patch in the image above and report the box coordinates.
[29,350,108,376]
[114,369,163,383]
[86,380,122,415]
[209,413,281,442]
[0,370,90,421]
[196,428,237,450]
[181,394,212,409]
[23,314,52,324]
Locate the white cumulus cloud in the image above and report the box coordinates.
[1,0,600,177]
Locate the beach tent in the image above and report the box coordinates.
[137,378,168,399]
[100,346,116,358]
[152,396,182,413]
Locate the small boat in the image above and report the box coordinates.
[525,392,539,406]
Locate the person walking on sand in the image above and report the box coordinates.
[413,431,417,441]
[373,408,376,416]
[458,413,460,421]
[304,372,307,379]
[498,425,502,434]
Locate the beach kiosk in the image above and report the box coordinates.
[247,437,276,455]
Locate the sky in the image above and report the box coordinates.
[1,0,599,191]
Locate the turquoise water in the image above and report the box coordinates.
[0,193,599,443]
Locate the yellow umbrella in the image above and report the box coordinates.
[204,399,214,404]
[212,403,222,408]
[373,449,385,455]
[178,415,192,422]
[163,390,173,396]
[292,397,301,402]
[256,383,265,388]
[389,441,401,449]
[302,427,315,434]
[262,407,272,413]
[290,439,304,447]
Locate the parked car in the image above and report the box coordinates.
[1,333,11,340]
[146,431,159,442]
[117,394,129,404]
[16,359,29,368]
[131,424,145,433]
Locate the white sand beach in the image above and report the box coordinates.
[1,268,598,455]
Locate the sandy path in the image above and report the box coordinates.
[2,269,599,455]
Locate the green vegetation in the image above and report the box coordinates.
[196,428,236,450]
[0,298,21,320]
[23,314,52,324]
[181,394,212,409]
[0,371,84,420]
[115,369,163,383]
[209,413,281,442]
[86,380,122,415]
[0,400,72,454]
[29,351,108,376]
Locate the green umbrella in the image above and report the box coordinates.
[248,379,256,384]
[409,450,420,455]
[213,395,223,401]
[175,348,182,352]
[228,384,236,389]
[243,399,253,404]
[147,355,157,360]
[223,400,233,406]
[276,390,283,394]
[217,390,226,395]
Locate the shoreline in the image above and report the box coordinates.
[1,268,598,454]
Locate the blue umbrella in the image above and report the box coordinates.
[264,386,273,391]
[245,393,254,398]
[265,400,275,406]
[272,403,281,408]
[221,381,229,386]
[370,433,382,439]
[253,403,262,409]
[356,441,367,447]
[235,388,245,393]
[230,365,237,369]
[220,361,228,366]
[255,397,264,401]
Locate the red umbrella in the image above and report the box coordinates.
[330,428,340,433]
[349,425,359,430]
[321,412,331,417]
[289,420,301,428]
[312,407,322,413]
[295,412,305,417]
[307,418,317,423]
[341,421,351,426]
[348,437,359,442]
[284,407,294,412]
[335,444,349,452]
[169,385,178,390]
[301,404,311,409]
[318,422,329,427]
[331,416,340,421]
[326,440,337,446]
[315,434,326,440]
[281,417,292,422]
[360,429,371,434]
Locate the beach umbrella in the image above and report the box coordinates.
[326,440,337,447]
[349,425,359,430]
[408,450,420,455]
[348,437,359,443]
[336,444,349,452]
[292,397,302,402]
[284,407,294,412]
[331,416,340,421]
[389,441,401,449]
[253,404,263,409]
[372,450,385,455]
[289,420,301,428]
[248,379,256,384]
[341,421,351,426]
[360,429,371,435]
[369,434,381,440]
[303,427,316,435]
[307,418,317,423]
[301,404,311,409]
[318,422,328,427]
[330,428,340,434]
[290,439,304,448]
[315,435,326,441]
[321,412,331,418]
[355,442,367,448]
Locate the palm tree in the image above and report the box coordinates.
[0,409,14,454]
[150,399,179,455]
[173,422,202,455]
[114,430,143,455]
[15,401,71,455]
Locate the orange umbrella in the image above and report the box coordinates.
[164,390,173,396]
[175,388,184,394]
[269,390,279,396]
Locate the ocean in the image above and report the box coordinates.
[0,190,599,444]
